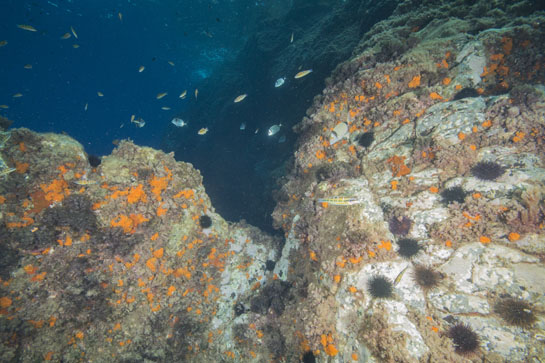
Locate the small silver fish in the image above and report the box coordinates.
[267,124,282,136]
[240,122,246,130]
[275,77,285,88]
[171,117,187,127]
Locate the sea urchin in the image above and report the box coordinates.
[448,323,479,355]
[412,265,441,290]
[494,297,536,327]
[396,238,421,259]
[367,275,393,299]
[357,132,374,148]
[199,215,212,229]
[389,216,412,236]
[440,186,466,205]
[471,161,505,181]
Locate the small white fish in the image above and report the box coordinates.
[195,89,198,99]
[198,127,208,135]
[294,69,312,79]
[118,12,123,21]
[254,128,259,134]
[290,32,294,43]
[133,118,145,128]
[84,103,88,111]
[97,91,104,97]
[171,118,187,127]
[161,106,171,110]
[267,124,282,136]
[274,77,286,88]
[130,114,135,122]
[71,26,78,39]
[60,32,71,40]
[179,90,187,99]
[168,61,175,66]
[234,94,247,103]
[12,93,23,98]
[138,65,145,73]
[239,122,246,130]
[17,24,37,32]
[156,92,167,99]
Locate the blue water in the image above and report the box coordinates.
[1,0,356,231]
[0,0,247,156]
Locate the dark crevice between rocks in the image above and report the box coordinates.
[161,0,398,233]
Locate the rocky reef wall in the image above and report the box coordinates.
[1,0,545,362]
[269,0,545,361]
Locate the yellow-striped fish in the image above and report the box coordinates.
[294,69,312,79]
[394,266,409,286]
[179,90,187,99]
[0,168,16,177]
[317,196,360,205]
[138,65,145,73]
[73,179,98,186]
[156,92,167,100]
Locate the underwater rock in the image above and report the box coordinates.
[2,0,545,361]
[270,0,545,361]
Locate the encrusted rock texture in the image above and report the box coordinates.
[1,0,545,362]
[0,129,285,361]
[270,0,545,362]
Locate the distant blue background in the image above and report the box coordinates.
[0,0,251,156]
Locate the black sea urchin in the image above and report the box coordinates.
[412,265,441,290]
[367,275,393,299]
[389,216,412,236]
[302,350,316,363]
[199,215,212,228]
[471,161,505,181]
[448,323,479,355]
[357,132,374,148]
[440,186,466,205]
[396,238,421,258]
[494,298,536,327]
